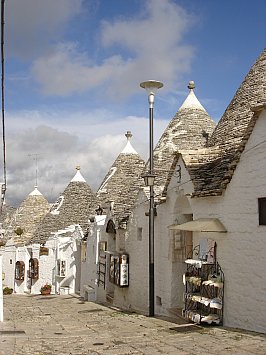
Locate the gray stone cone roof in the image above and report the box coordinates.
[208,48,266,148]
[97,152,145,221]
[179,48,266,197]
[151,87,215,195]
[4,190,50,246]
[0,204,16,225]
[32,179,97,244]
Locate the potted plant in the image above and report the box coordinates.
[3,286,13,295]
[40,283,52,295]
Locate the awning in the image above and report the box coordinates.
[168,218,227,233]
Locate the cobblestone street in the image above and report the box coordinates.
[0,294,265,355]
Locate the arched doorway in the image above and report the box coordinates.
[169,194,193,310]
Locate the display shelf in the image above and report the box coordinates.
[183,242,224,325]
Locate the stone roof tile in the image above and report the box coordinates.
[97,132,145,222]
[152,83,216,195]
[4,188,50,246]
[184,48,266,197]
[32,169,97,244]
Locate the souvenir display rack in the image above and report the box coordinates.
[183,244,224,325]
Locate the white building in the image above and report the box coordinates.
[129,48,266,333]
[82,132,145,304]
[28,167,97,295]
[161,48,266,333]
[2,186,50,293]
[121,81,216,316]
[86,48,266,334]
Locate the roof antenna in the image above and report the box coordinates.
[28,153,41,188]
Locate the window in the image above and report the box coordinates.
[57,260,67,277]
[258,198,266,225]
[29,258,39,279]
[15,261,25,281]
[137,227,142,241]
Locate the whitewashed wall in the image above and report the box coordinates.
[2,246,16,290]
[117,190,149,314]
[2,226,83,296]
[166,109,266,333]
[81,216,107,301]
[28,242,55,294]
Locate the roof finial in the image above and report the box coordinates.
[125,131,132,141]
[188,80,195,90]
[121,131,138,154]
[71,165,86,182]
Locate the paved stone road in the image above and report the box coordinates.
[0,294,265,355]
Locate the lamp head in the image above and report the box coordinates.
[142,173,155,187]
[140,80,163,107]
[140,80,164,95]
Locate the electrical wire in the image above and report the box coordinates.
[0,0,6,212]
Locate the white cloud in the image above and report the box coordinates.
[3,109,168,206]
[31,0,195,98]
[3,0,191,206]
[6,0,83,59]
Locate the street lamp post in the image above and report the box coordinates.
[140,80,163,317]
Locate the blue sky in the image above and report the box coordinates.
[3,0,266,205]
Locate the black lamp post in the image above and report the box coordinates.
[140,80,163,317]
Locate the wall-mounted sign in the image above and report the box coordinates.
[108,253,129,287]
[39,247,49,256]
[119,254,129,287]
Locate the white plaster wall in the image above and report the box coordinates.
[27,243,55,295]
[2,246,16,290]
[56,237,78,294]
[186,110,266,333]
[114,173,193,317]
[81,221,102,299]
[153,160,194,317]
[80,240,93,299]
[122,192,149,314]
[13,247,30,294]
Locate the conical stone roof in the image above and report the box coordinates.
[97,132,145,221]
[208,48,266,148]
[32,167,97,244]
[180,48,266,197]
[4,187,50,246]
[151,81,216,194]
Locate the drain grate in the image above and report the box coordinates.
[0,330,26,335]
[78,309,104,314]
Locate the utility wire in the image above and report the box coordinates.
[0,0,6,212]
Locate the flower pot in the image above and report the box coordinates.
[41,289,51,295]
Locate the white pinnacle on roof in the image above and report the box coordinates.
[179,81,206,112]
[29,186,43,196]
[121,131,138,154]
[71,166,86,182]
